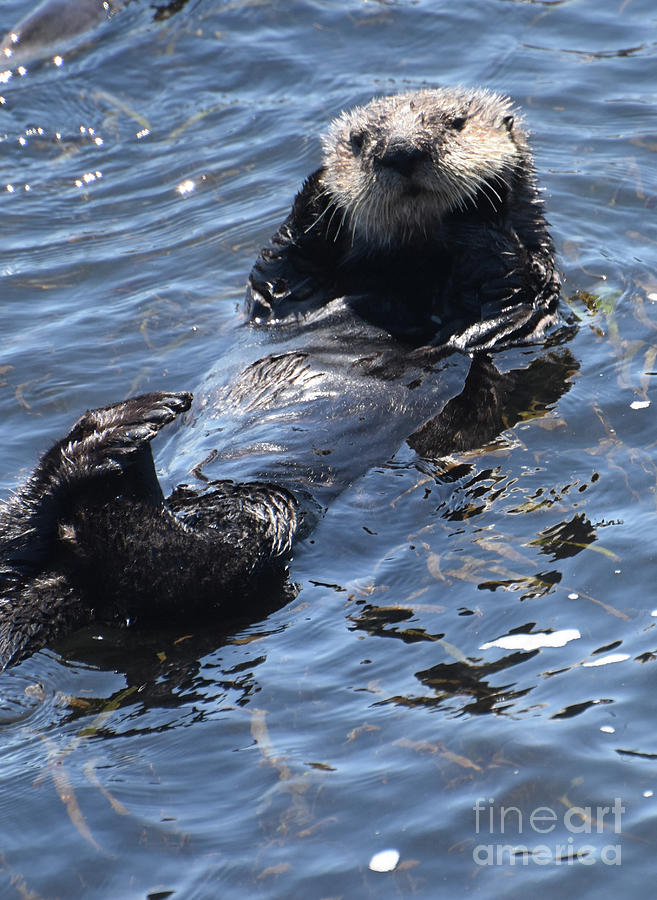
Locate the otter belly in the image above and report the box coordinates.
[161,303,473,504]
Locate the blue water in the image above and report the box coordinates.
[1,0,657,897]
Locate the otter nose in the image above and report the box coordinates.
[375,141,429,177]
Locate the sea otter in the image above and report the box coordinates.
[171,87,562,492]
[0,87,569,670]
[247,87,559,348]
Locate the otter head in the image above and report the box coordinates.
[319,87,528,248]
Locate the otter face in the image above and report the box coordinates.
[319,87,526,248]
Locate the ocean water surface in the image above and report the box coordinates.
[1,0,657,897]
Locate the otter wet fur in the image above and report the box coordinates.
[247,87,560,348]
[0,392,298,670]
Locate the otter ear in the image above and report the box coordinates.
[349,130,366,156]
[451,116,467,132]
[503,114,514,132]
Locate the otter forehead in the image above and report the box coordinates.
[319,87,528,246]
[328,88,514,138]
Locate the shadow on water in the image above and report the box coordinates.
[52,590,298,721]
[342,335,596,718]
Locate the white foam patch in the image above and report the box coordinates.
[479,629,581,652]
[369,849,400,872]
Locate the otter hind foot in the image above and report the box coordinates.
[0,390,299,670]
[46,390,193,482]
[1,392,193,569]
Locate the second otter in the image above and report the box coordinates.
[247,86,559,348]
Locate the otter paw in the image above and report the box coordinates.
[43,392,193,482]
[80,391,192,465]
[71,391,192,441]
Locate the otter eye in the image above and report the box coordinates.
[503,115,514,132]
[451,116,467,132]
[350,130,366,155]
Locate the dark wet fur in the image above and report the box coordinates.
[0,392,297,669]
